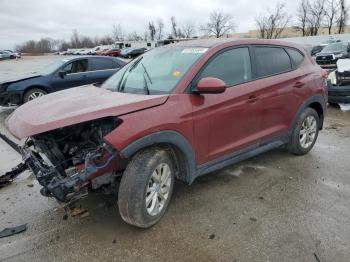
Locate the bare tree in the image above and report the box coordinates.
[308,0,326,36]
[156,19,165,40]
[112,24,125,42]
[255,3,290,39]
[143,30,149,41]
[99,35,114,45]
[148,21,156,41]
[296,0,310,36]
[16,38,55,53]
[170,16,178,38]
[70,29,80,48]
[324,0,338,34]
[201,10,235,38]
[182,21,195,38]
[127,31,142,41]
[337,0,349,33]
[295,0,326,36]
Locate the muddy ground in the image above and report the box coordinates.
[0,56,350,262]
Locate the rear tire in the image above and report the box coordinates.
[23,88,47,103]
[118,148,175,228]
[287,108,319,155]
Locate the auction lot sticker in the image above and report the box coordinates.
[181,48,208,54]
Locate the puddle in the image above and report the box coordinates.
[226,164,266,177]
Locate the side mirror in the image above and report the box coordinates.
[58,71,67,78]
[196,77,227,94]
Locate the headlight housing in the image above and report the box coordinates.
[334,53,344,58]
[328,71,337,85]
[0,83,9,93]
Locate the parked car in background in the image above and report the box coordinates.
[0,56,126,105]
[80,49,92,55]
[4,50,21,58]
[311,45,326,56]
[5,39,327,228]
[0,51,11,60]
[120,48,132,57]
[0,50,21,59]
[121,47,147,58]
[96,48,109,55]
[328,59,350,104]
[104,48,121,57]
[315,42,350,69]
[89,47,100,55]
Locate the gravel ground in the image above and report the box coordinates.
[0,56,350,262]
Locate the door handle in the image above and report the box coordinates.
[294,81,304,88]
[246,95,259,104]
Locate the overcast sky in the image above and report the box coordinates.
[1,0,299,49]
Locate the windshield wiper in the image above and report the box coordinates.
[118,57,144,92]
[129,57,143,72]
[143,73,150,95]
[141,62,152,84]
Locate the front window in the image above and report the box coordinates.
[62,59,88,74]
[103,47,207,94]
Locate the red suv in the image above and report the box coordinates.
[6,39,327,228]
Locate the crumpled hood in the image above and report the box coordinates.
[6,85,168,139]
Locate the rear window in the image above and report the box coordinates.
[286,48,304,67]
[254,46,292,78]
[91,58,116,70]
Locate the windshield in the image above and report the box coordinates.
[39,60,66,75]
[102,47,207,95]
[322,43,347,52]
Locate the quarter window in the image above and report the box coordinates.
[198,47,252,86]
[254,47,292,78]
[286,48,304,67]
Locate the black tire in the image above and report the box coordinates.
[118,148,175,228]
[287,107,320,155]
[23,88,47,103]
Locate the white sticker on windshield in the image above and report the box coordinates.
[181,48,208,54]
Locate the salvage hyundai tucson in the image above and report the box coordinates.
[4,39,327,228]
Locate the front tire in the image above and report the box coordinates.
[287,108,320,155]
[23,88,47,103]
[118,148,175,228]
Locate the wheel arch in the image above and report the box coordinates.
[23,85,49,102]
[292,94,326,131]
[120,131,196,183]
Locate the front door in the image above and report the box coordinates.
[51,59,90,91]
[191,47,262,164]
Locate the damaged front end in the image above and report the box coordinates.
[18,117,122,203]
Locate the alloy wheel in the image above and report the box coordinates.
[28,91,45,101]
[145,163,172,216]
[299,115,317,149]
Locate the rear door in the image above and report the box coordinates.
[252,46,311,142]
[191,46,263,164]
[88,58,122,84]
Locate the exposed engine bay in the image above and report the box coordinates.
[16,117,121,203]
